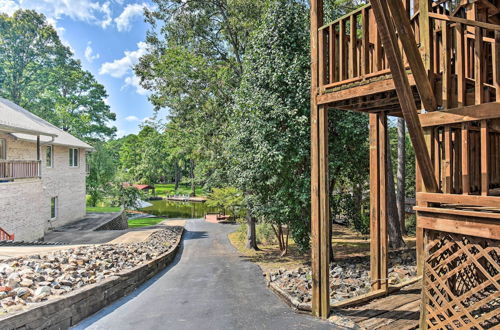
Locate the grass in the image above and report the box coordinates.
[86,206,121,213]
[128,217,166,228]
[151,183,206,197]
[228,223,416,274]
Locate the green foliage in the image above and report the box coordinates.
[256,223,277,245]
[389,124,416,198]
[206,187,244,217]
[85,206,121,213]
[229,0,311,252]
[86,143,116,207]
[0,10,116,141]
[331,192,369,234]
[405,214,417,236]
[110,184,145,210]
[128,217,166,228]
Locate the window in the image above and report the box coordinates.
[46,145,53,168]
[0,139,6,160]
[50,197,57,219]
[69,148,79,167]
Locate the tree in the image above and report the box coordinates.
[229,0,311,254]
[387,137,405,248]
[86,143,116,207]
[135,1,268,190]
[0,10,116,141]
[397,118,406,235]
[206,187,244,218]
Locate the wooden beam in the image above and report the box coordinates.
[419,102,500,127]
[378,113,388,293]
[370,0,439,193]
[387,0,437,112]
[462,123,470,194]
[494,31,500,101]
[475,26,484,105]
[481,119,489,195]
[349,14,358,78]
[319,105,330,317]
[310,0,329,320]
[419,0,433,83]
[428,12,500,31]
[441,20,451,109]
[417,214,500,240]
[456,23,466,106]
[417,192,500,208]
[317,74,416,105]
[369,113,381,291]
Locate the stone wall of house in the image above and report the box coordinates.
[0,133,87,241]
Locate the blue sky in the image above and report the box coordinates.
[1,0,166,137]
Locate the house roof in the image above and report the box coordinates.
[0,98,93,150]
[134,184,154,190]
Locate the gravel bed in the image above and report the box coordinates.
[0,227,182,314]
[269,250,417,304]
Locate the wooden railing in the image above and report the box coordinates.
[0,160,41,180]
[318,0,500,108]
[318,2,414,91]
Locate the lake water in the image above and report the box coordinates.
[141,200,218,218]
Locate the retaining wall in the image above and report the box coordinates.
[0,228,183,330]
[94,210,128,231]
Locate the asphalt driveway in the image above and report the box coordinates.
[73,219,336,330]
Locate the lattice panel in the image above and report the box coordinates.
[422,231,500,329]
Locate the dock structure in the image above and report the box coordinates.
[310,0,500,328]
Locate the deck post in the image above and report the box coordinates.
[310,0,330,319]
[369,112,388,293]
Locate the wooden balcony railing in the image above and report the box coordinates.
[318,0,500,108]
[0,160,41,180]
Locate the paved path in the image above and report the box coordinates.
[73,219,335,330]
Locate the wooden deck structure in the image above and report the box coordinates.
[310,0,500,328]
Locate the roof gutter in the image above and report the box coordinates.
[0,123,58,138]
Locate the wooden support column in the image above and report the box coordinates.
[481,120,489,196]
[462,123,470,194]
[310,0,330,319]
[494,31,500,101]
[369,113,388,292]
[419,0,434,85]
[370,0,439,193]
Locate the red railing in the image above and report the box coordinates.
[0,160,41,180]
[0,228,14,241]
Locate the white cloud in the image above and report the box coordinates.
[99,41,149,95]
[124,75,148,95]
[99,41,147,78]
[124,115,150,122]
[0,0,113,29]
[0,0,20,15]
[84,42,100,62]
[125,115,141,122]
[115,2,148,32]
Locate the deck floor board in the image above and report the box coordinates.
[335,283,421,330]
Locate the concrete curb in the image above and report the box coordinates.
[0,228,184,330]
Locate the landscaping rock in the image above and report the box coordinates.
[269,249,417,305]
[0,227,182,314]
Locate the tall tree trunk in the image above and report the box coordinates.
[329,178,336,262]
[246,213,259,250]
[397,118,407,235]
[189,159,195,196]
[387,137,406,248]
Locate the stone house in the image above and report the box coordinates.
[0,98,93,241]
